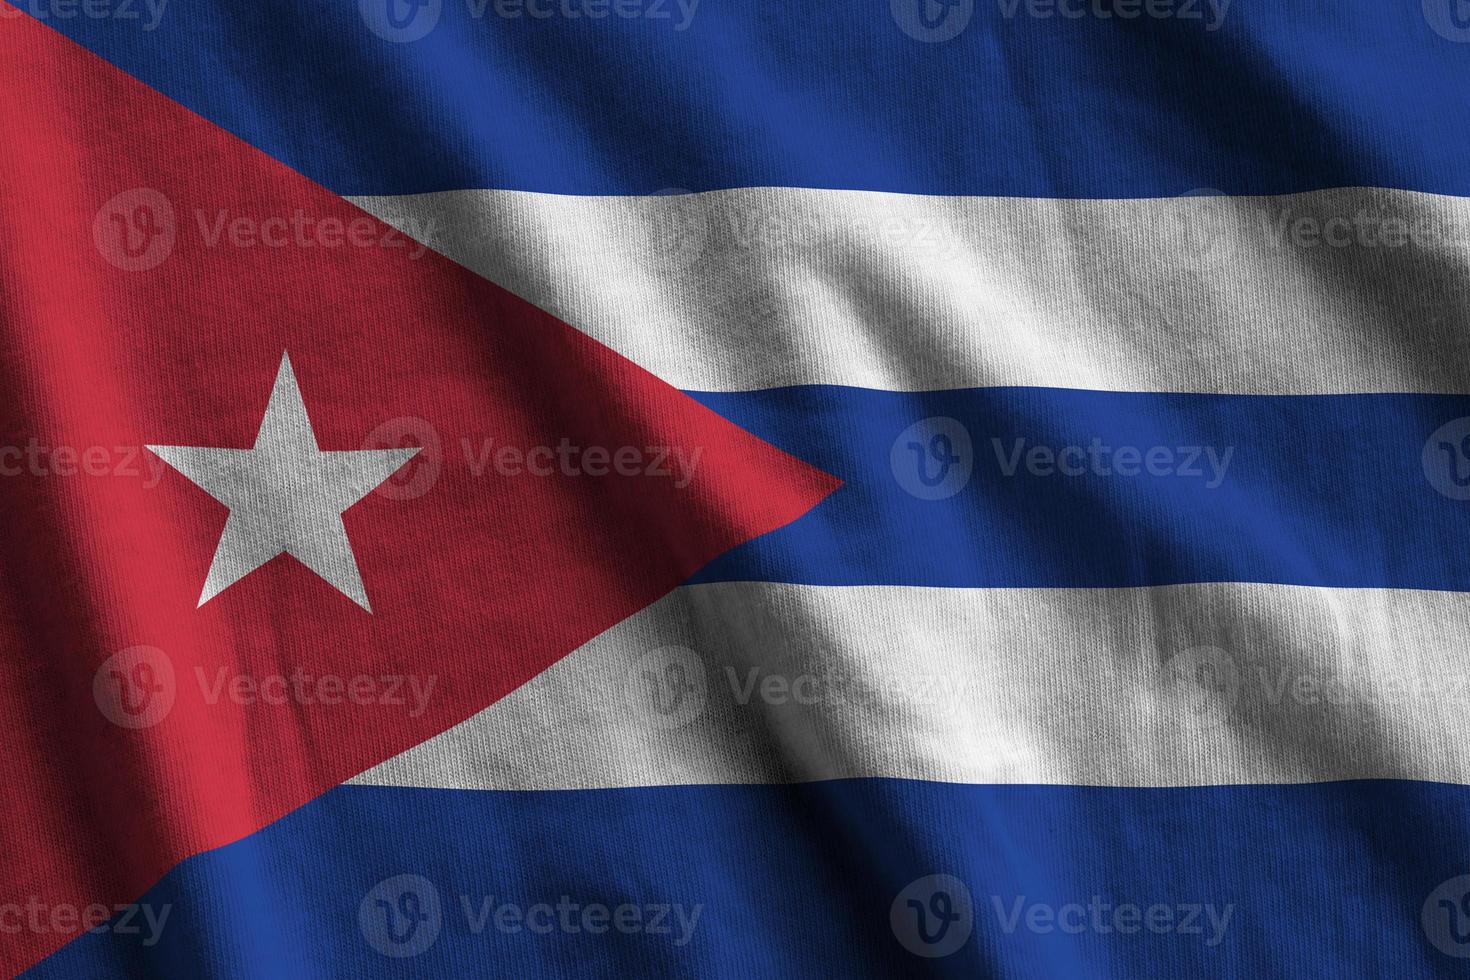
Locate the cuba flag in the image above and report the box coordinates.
[10,0,1470,976]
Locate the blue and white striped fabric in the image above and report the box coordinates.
[29,1,1470,976]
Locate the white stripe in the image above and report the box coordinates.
[352,582,1470,791]
[352,185,1470,394]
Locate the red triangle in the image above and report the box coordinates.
[0,6,838,973]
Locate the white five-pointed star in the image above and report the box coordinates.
[148,353,420,612]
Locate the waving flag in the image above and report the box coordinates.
[8,0,1470,976]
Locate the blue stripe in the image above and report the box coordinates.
[685,386,1470,590]
[27,778,1470,977]
[23,0,1470,197]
